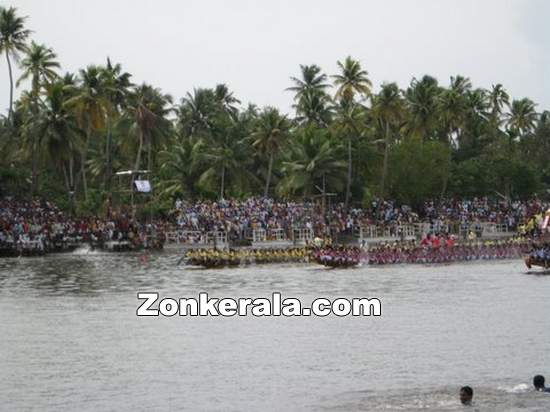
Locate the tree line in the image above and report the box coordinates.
[1,6,549,214]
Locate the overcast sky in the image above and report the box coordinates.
[1,0,549,115]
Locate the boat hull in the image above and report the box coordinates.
[524,256,549,269]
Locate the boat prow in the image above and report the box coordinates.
[524,255,549,269]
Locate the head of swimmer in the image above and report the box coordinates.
[533,375,545,391]
[459,386,473,405]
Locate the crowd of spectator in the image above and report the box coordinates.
[172,196,546,239]
[0,196,548,255]
[0,198,165,255]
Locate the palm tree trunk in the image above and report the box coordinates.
[5,50,14,123]
[220,165,225,200]
[322,173,326,216]
[81,119,91,202]
[381,123,390,198]
[504,179,511,204]
[67,156,76,215]
[62,162,75,216]
[69,155,75,192]
[130,130,145,217]
[104,117,112,194]
[345,136,352,209]
[31,137,37,197]
[264,153,274,197]
[504,135,514,203]
[440,137,450,199]
[440,177,449,199]
[30,88,40,197]
[147,133,152,174]
[133,129,144,187]
[62,163,70,197]
[134,130,144,171]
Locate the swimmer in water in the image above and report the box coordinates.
[533,375,550,392]
[459,386,473,405]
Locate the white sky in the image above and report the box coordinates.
[1,0,549,115]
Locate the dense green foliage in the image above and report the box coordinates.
[0,7,549,214]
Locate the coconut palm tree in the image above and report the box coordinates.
[288,64,332,127]
[100,58,132,194]
[287,64,330,100]
[332,56,372,207]
[196,131,253,199]
[533,111,550,148]
[293,89,333,127]
[449,75,472,95]
[519,110,550,177]
[332,56,372,104]
[127,84,173,175]
[458,88,491,154]
[65,65,109,201]
[157,137,202,198]
[177,88,219,139]
[465,89,489,118]
[278,126,346,197]
[36,80,82,210]
[17,41,60,194]
[371,83,405,197]
[0,6,30,122]
[404,75,441,140]
[495,98,537,202]
[17,41,59,93]
[442,75,473,145]
[506,98,538,139]
[16,90,38,192]
[488,84,509,127]
[527,111,550,179]
[214,83,240,118]
[332,99,367,207]
[250,107,290,196]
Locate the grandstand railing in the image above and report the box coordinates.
[249,228,290,243]
[357,225,417,240]
[356,221,512,241]
[252,229,267,243]
[292,228,314,243]
[268,228,287,241]
[164,221,513,246]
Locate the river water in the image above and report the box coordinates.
[1,250,549,411]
